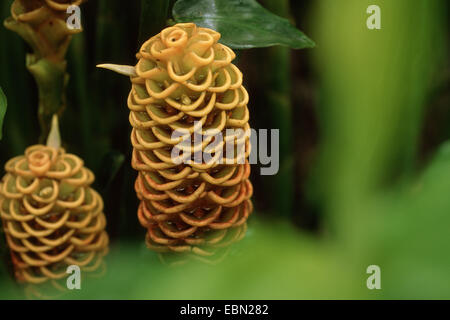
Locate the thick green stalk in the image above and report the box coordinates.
[26,56,68,143]
[261,0,294,217]
[3,2,73,143]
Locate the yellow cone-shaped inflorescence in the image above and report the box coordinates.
[128,23,253,258]
[0,145,109,284]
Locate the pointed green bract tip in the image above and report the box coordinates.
[46,114,61,149]
[97,64,137,77]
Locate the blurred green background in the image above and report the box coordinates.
[1,0,449,299]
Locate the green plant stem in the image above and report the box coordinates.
[261,0,294,217]
[26,55,68,143]
[3,0,71,143]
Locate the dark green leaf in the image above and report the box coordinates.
[0,87,7,140]
[173,0,315,49]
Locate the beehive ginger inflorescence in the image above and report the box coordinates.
[125,23,254,256]
[0,145,109,284]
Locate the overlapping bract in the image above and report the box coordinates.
[0,145,109,284]
[128,23,253,258]
[5,0,84,59]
